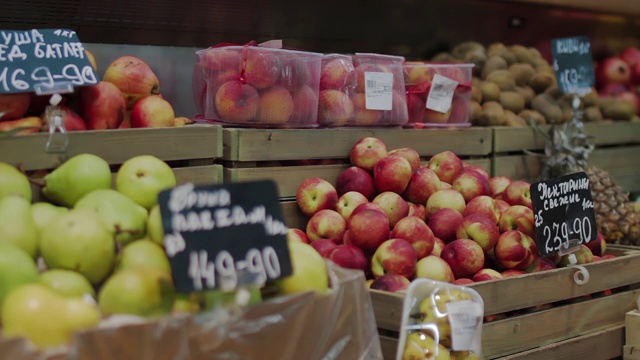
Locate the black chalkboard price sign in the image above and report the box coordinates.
[157,180,292,293]
[530,172,598,256]
[551,36,595,95]
[0,28,98,94]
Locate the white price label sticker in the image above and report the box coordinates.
[364,72,393,111]
[426,74,458,113]
[446,300,483,352]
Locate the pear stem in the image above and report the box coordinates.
[16,163,27,175]
[28,178,46,187]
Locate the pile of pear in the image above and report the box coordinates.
[0,153,203,349]
[433,41,637,126]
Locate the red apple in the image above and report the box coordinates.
[80,81,126,129]
[453,278,474,285]
[403,166,441,205]
[596,56,631,85]
[306,209,347,243]
[373,155,412,194]
[425,189,466,217]
[336,191,369,222]
[57,106,87,131]
[372,191,410,228]
[348,209,390,254]
[335,166,376,200]
[427,208,464,243]
[296,177,339,217]
[463,195,501,223]
[494,230,537,270]
[287,228,310,244]
[390,216,435,259]
[326,245,368,272]
[498,205,535,238]
[489,176,513,198]
[472,268,504,282]
[501,269,527,278]
[621,47,640,67]
[525,256,556,273]
[631,62,640,85]
[502,180,532,208]
[350,137,388,172]
[585,232,607,257]
[440,239,485,279]
[426,151,464,184]
[371,238,417,279]
[0,93,31,121]
[310,239,339,257]
[388,148,421,172]
[342,230,351,245]
[456,214,500,252]
[407,202,428,222]
[464,165,490,181]
[415,255,455,283]
[369,273,411,293]
[432,237,445,257]
[616,91,640,112]
[130,94,175,128]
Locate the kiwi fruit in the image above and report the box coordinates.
[601,99,637,120]
[510,45,536,66]
[470,101,483,125]
[532,93,563,123]
[504,110,528,127]
[559,100,573,123]
[519,109,547,125]
[580,87,599,107]
[479,101,506,126]
[584,106,604,122]
[528,47,542,59]
[486,70,516,91]
[452,41,486,59]
[509,63,536,86]
[464,51,488,76]
[471,86,483,103]
[487,43,518,65]
[499,91,526,113]
[482,56,508,79]
[544,85,563,100]
[532,57,553,71]
[479,81,501,102]
[515,86,535,107]
[432,52,457,62]
[528,71,556,93]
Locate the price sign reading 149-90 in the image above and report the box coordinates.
[157,181,292,293]
[530,172,597,256]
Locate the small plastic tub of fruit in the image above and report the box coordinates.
[403,62,474,128]
[193,44,324,128]
[318,53,408,127]
[396,278,484,360]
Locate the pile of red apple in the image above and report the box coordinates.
[0,54,189,135]
[596,46,640,113]
[289,137,612,294]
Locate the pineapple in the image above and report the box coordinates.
[529,115,640,245]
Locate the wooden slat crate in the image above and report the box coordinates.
[222,127,493,199]
[492,122,640,193]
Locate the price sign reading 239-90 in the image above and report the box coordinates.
[530,172,597,256]
[157,180,292,293]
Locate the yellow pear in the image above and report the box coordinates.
[116,239,171,275]
[0,195,38,258]
[275,241,329,295]
[1,283,101,348]
[403,331,451,360]
[0,242,39,311]
[31,202,69,234]
[39,269,96,298]
[147,205,164,246]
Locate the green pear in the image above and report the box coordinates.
[275,241,329,295]
[1,283,101,348]
[0,195,39,258]
[116,155,176,210]
[39,269,96,298]
[147,205,164,246]
[98,266,175,318]
[75,189,148,245]
[0,162,31,201]
[40,209,116,285]
[0,242,39,310]
[116,239,171,275]
[31,202,69,234]
[42,153,112,207]
[202,285,263,311]
[172,292,204,314]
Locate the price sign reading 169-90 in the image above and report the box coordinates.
[157,180,292,293]
[530,172,597,256]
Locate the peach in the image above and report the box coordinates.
[453,278,474,285]
[291,85,318,123]
[373,191,410,228]
[503,180,533,208]
[558,245,594,267]
[495,230,537,270]
[130,94,175,128]
[373,155,412,194]
[427,208,464,243]
[525,256,556,273]
[440,239,485,279]
[415,255,454,283]
[432,237,445,257]
[326,245,368,272]
[371,238,417,278]
[0,116,42,134]
[586,232,607,257]
[355,63,385,93]
[306,209,346,243]
[452,169,491,203]
[349,137,388,172]
[320,57,356,91]
[295,177,338,217]
[406,93,426,124]
[335,166,376,200]
[350,202,386,218]
[279,56,310,90]
[58,106,87,131]
[244,49,280,89]
[388,148,421,172]
[490,176,513,198]
[404,63,437,86]
[423,107,452,124]
[427,151,464,184]
[215,80,259,123]
[0,93,30,120]
[103,56,160,108]
[426,189,466,217]
[472,268,504,282]
[391,216,435,259]
[495,199,511,217]
[318,90,353,126]
[407,202,427,222]
[456,214,500,252]
[369,273,411,293]
[498,205,535,238]
[351,93,382,125]
[383,92,409,124]
[336,191,369,222]
[80,81,126,129]
[463,195,501,223]
[440,182,453,190]
[464,165,490,181]
[201,48,241,73]
[310,239,339,257]
[257,85,293,124]
[287,228,310,244]
[348,208,390,254]
[502,269,527,278]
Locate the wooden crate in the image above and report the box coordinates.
[0,125,224,200]
[492,122,640,193]
[222,127,493,199]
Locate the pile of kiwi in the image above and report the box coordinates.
[432,41,637,126]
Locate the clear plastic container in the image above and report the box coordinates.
[193,45,324,128]
[318,53,408,127]
[403,62,474,128]
[396,278,484,360]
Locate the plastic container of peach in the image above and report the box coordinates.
[403,62,474,128]
[193,43,324,128]
[318,53,409,127]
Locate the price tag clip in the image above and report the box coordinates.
[44,93,68,153]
